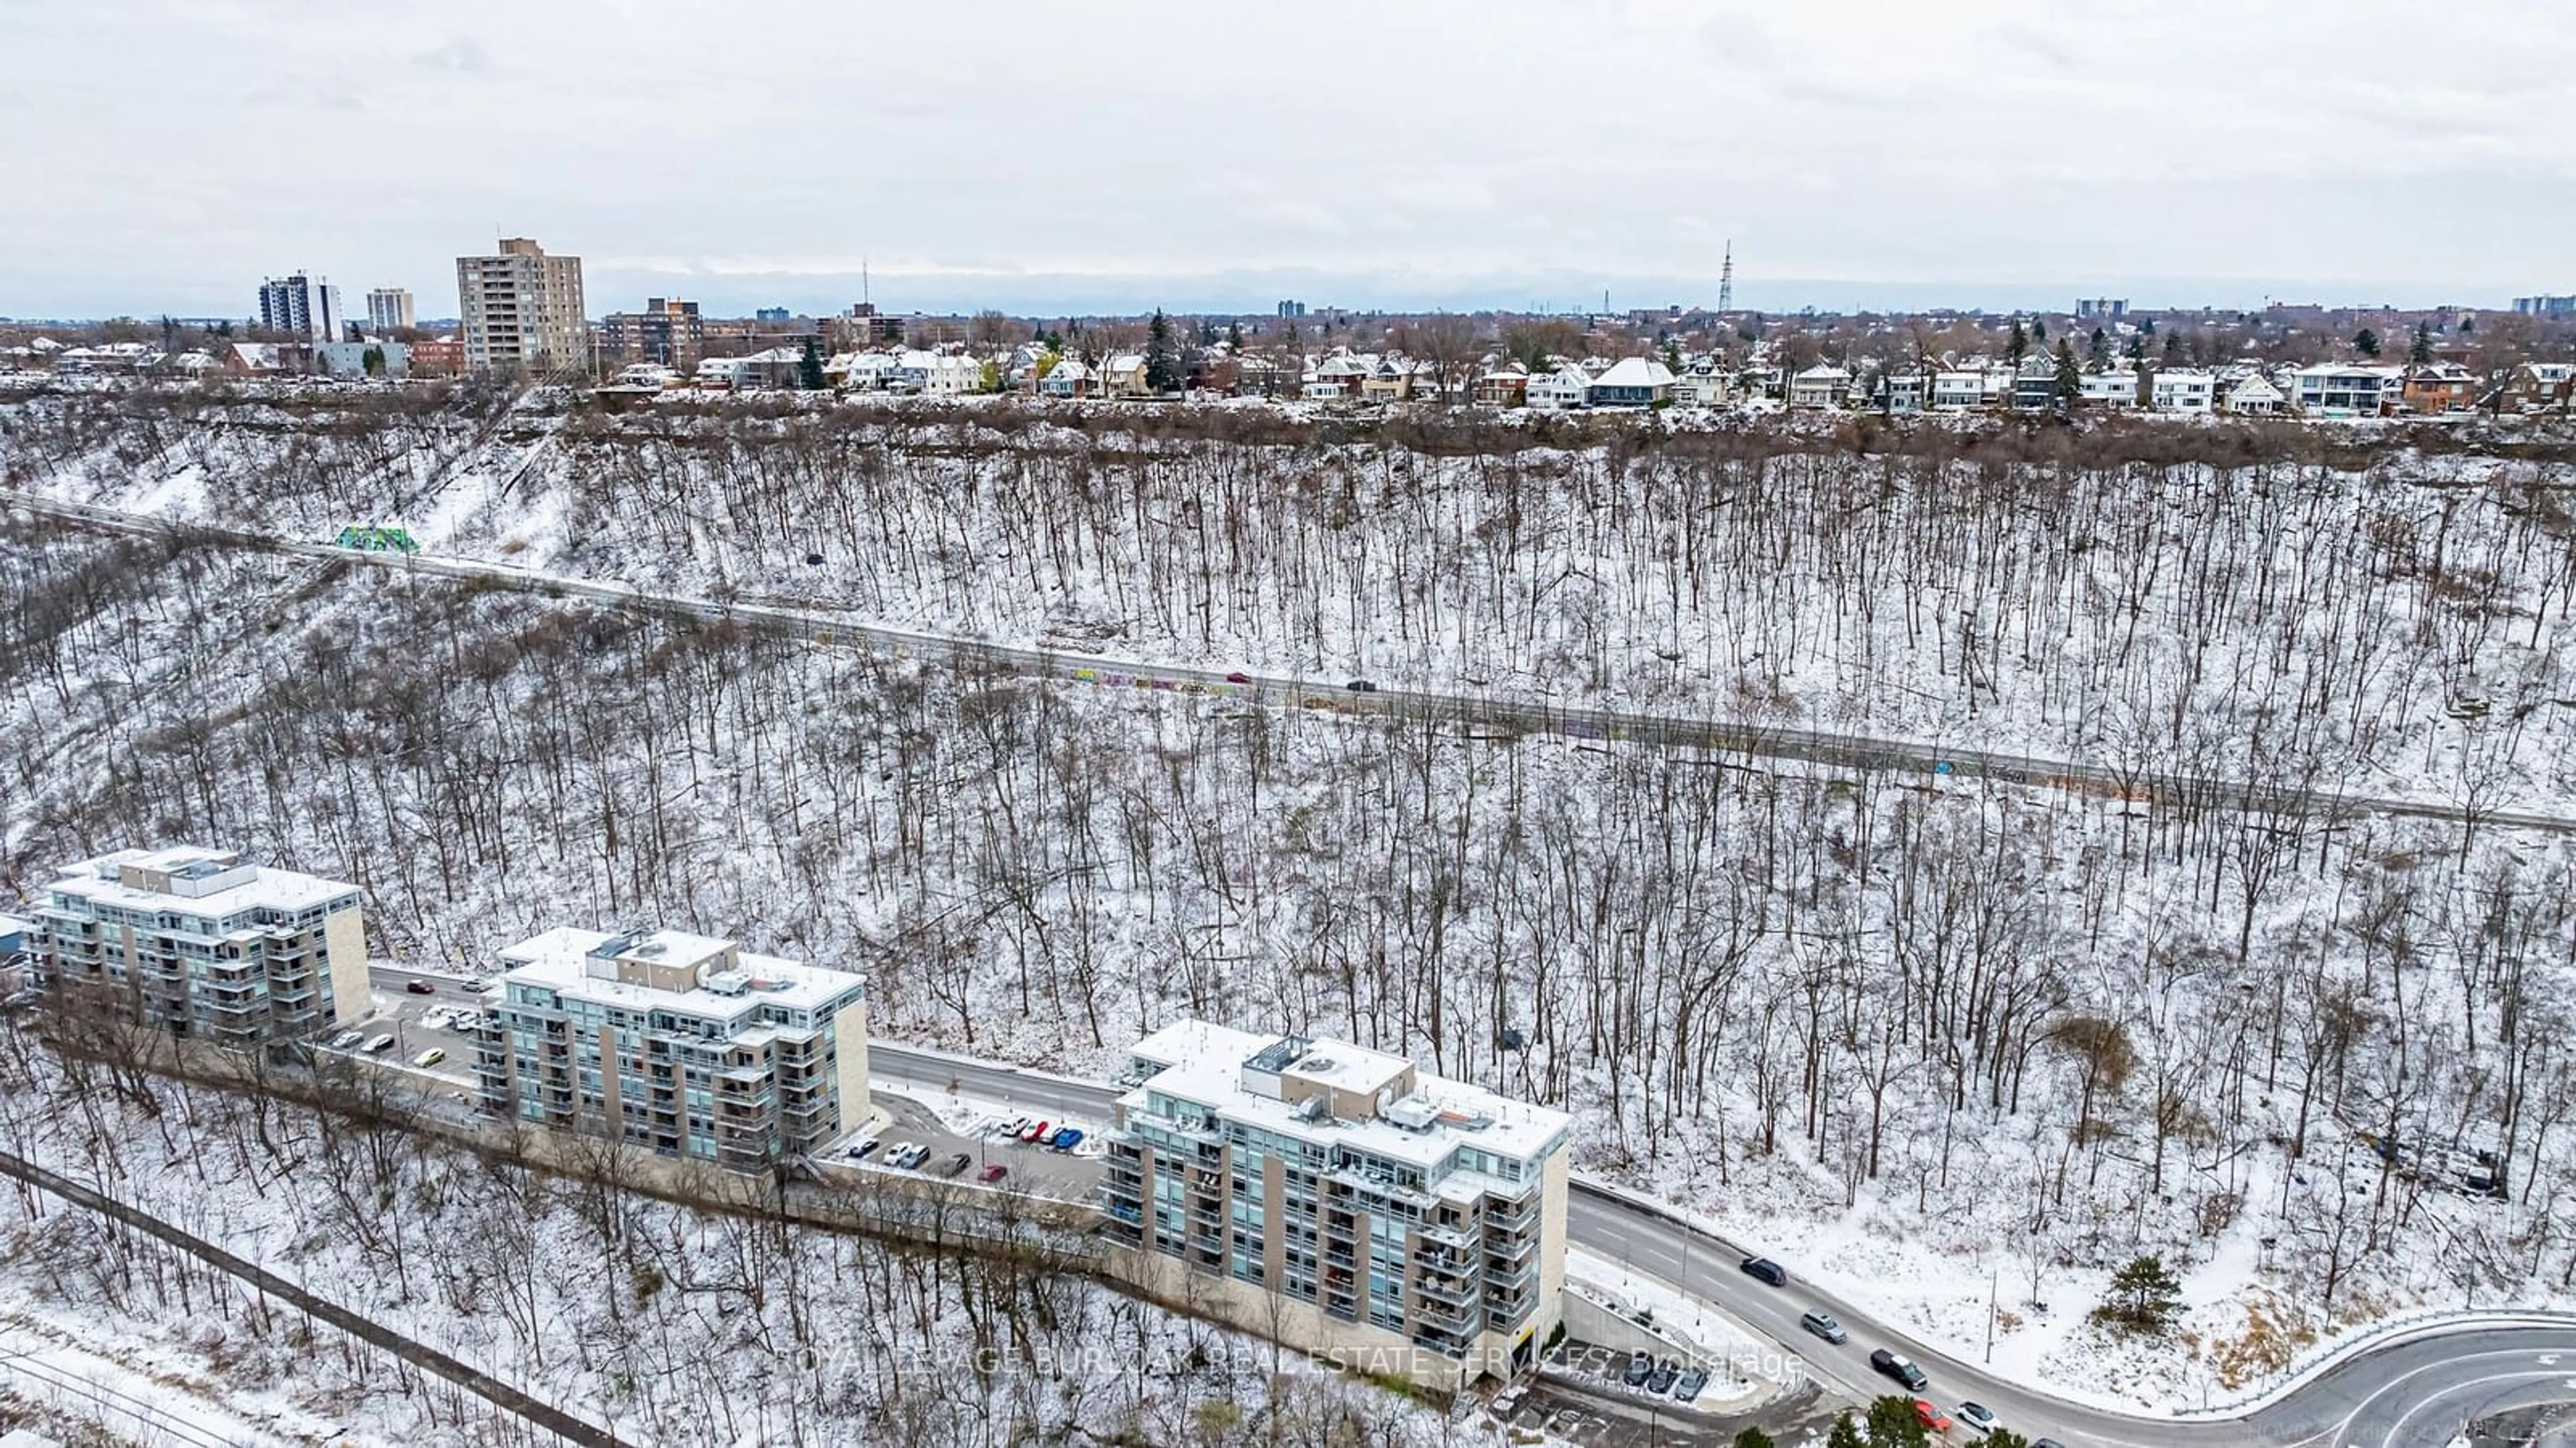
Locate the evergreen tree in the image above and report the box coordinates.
[2006,318,2029,366]
[1825,1412,1864,1448]
[2032,317,2047,342]
[1226,321,1243,349]
[1868,1394,1931,1447]
[798,335,826,391]
[2163,331,2185,364]
[2355,326,2381,358]
[2051,339,2082,411]
[1731,1429,1777,1448]
[1144,310,1184,393]
[2410,321,2435,365]
[2093,1253,2185,1334]
[362,345,386,378]
[1984,1431,2033,1448]
[2461,314,2477,333]
[2088,325,2112,371]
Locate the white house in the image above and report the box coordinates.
[2079,370,2141,409]
[826,350,902,391]
[2222,372,2287,415]
[1878,372,1926,414]
[2290,364,2396,418]
[1526,363,1594,411]
[1931,370,1988,411]
[1788,364,1850,409]
[694,356,751,391]
[2149,368,2216,414]
[1674,364,1731,407]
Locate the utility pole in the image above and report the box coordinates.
[1718,240,1734,313]
[1985,1267,1998,1363]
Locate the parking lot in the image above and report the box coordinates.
[821,1092,1107,1205]
[1499,1343,1841,1448]
[320,965,492,1091]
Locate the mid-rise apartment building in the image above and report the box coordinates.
[365,287,416,332]
[258,273,341,342]
[29,847,368,1045]
[1103,1021,1571,1390]
[455,238,588,376]
[476,927,868,1171]
[601,297,706,368]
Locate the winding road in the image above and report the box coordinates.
[10,486,2575,838]
[861,1039,2576,1448]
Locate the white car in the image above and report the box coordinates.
[421,1008,451,1030]
[362,1034,396,1053]
[327,1029,362,1050]
[412,1048,445,1068]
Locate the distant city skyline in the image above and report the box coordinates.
[6,4,2573,322]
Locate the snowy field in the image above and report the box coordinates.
[8,390,2576,1416]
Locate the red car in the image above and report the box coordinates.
[1224,671,1252,684]
[405,980,437,995]
[1913,1400,1951,1433]
[977,1163,1007,1184]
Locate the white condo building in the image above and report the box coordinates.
[30,847,368,1045]
[476,927,869,1171]
[1103,1020,1571,1389]
[365,287,415,332]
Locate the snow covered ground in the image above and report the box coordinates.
[9,391,2576,1418]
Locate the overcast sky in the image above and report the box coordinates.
[7,1,2573,319]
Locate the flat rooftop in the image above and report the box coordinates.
[46,847,360,919]
[1122,1017,1571,1175]
[497,925,861,1019]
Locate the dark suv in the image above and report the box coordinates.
[1870,1349,1929,1392]
[1739,1255,1788,1287]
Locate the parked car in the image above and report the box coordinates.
[1955,1402,1998,1435]
[362,1034,395,1053]
[885,1141,918,1167]
[977,1163,1007,1184]
[938,1152,971,1176]
[1913,1400,1952,1433]
[412,1048,445,1068]
[421,1007,450,1030]
[1673,1367,1707,1402]
[1740,1255,1788,1287]
[848,1138,883,1161]
[1020,1119,1053,1143]
[1870,1349,1928,1392]
[2032,1439,2068,1448]
[1800,1310,1847,1343]
[405,980,436,995]
[1646,1359,1678,1394]
[1621,1352,1652,1387]
[997,1115,1030,1139]
[1049,1127,1084,1151]
[1346,678,1378,692]
[328,1029,362,1050]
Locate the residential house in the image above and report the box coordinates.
[1038,357,1097,399]
[224,342,284,376]
[2010,364,2061,413]
[1788,364,1851,410]
[1674,363,1731,407]
[1585,356,1675,407]
[1471,365,1529,408]
[1525,364,1593,411]
[2291,364,2397,418]
[2079,369,2143,409]
[2222,372,2288,415]
[693,356,751,391]
[893,349,983,396]
[52,343,163,375]
[2501,362,2574,413]
[1876,372,1926,415]
[2398,362,2476,415]
[1361,356,1426,405]
[1931,370,1989,412]
[826,350,902,392]
[2149,368,2217,415]
[1306,353,1374,402]
[1103,353,1151,399]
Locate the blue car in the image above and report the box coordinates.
[1049,1127,1084,1151]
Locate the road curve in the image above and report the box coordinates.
[11,487,2573,837]
[859,1041,2576,1447]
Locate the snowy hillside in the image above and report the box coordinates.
[9,388,2576,1410]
